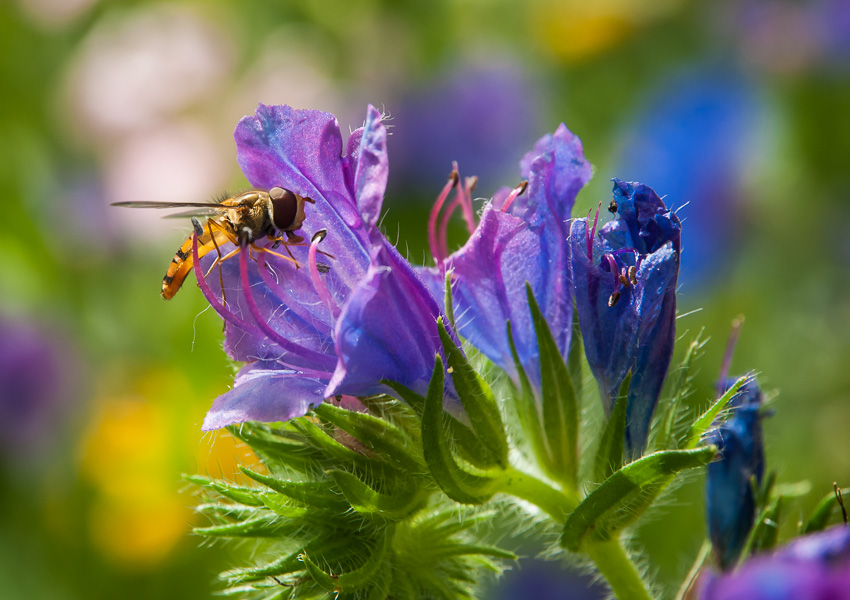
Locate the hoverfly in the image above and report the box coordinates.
[113,187,316,299]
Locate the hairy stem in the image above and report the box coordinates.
[586,538,654,600]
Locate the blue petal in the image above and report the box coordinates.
[202,364,327,430]
[327,240,449,399]
[352,106,388,229]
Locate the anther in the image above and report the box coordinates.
[628,265,637,286]
[608,199,618,214]
[308,229,340,320]
[619,272,630,287]
[449,169,460,187]
[192,217,204,237]
[608,291,621,307]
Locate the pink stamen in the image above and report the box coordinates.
[717,316,745,397]
[428,169,459,264]
[459,175,478,234]
[238,247,337,371]
[192,234,264,338]
[308,231,340,321]
[603,253,620,290]
[588,201,602,260]
[499,180,528,213]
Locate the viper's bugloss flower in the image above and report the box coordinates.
[569,179,681,455]
[706,377,766,570]
[421,125,591,389]
[197,104,455,430]
[699,526,850,600]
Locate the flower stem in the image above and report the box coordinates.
[499,468,578,524]
[585,538,654,600]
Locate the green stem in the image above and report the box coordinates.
[585,538,654,600]
[499,468,578,524]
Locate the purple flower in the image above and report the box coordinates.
[699,526,850,600]
[706,377,766,570]
[421,124,591,390]
[196,104,454,430]
[568,179,681,456]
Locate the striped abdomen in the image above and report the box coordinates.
[161,226,234,299]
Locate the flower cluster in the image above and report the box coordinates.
[176,103,843,600]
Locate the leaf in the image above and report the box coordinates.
[505,320,549,471]
[682,376,748,449]
[438,318,509,468]
[183,474,265,507]
[194,513,284,538]
[313,402,425,472]
[804,487,850,533]
[330,470,429,520]
[561,446,717,551]
[527,284,579,488]
[421,354,501,504]
[594,374,630,482]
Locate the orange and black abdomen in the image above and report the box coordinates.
[161,227,234,299]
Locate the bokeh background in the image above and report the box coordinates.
[1,0,848,598]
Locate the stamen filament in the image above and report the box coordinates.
[588,201,602,259]
[428,169,460,264]
[499,180,528,213]
[308,230,340,321]
[238,247,337,371]
[192,233,265,339]
[459,175,478,234]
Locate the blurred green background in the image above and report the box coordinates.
[1,0,848,598]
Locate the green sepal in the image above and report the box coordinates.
[506,320,549,473]
[227,422,323,474]
[183,474,266,507]
[330,469,429,520]
[313,402,425,473]
[301,529,391,593]
[421,354,502,504]
[682,376,748,449]
[561,446,717,551]
[292,416,396,475]
[438,318,509,468]
[239,466,346,509]
[804,486,850,533]
[444,269,457,330]
[656,330,706,449]
[594,373,631,482]
[193,513,284,538]
[383,378,497,469]
[567,308,584,398]
[527,284,579,488]
[194,502,264,522]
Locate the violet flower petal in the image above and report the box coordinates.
[202,364,328,431]
[327,241,450,399]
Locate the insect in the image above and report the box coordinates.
[113,187,317,299]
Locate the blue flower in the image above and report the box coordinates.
[613,69,761,290]
[419,125,591,391]
[699,526,850,600]
[196,104,455,430]
[705,377,766,571]
[568,179,681,456]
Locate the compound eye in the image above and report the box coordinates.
[270,187,298,230]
